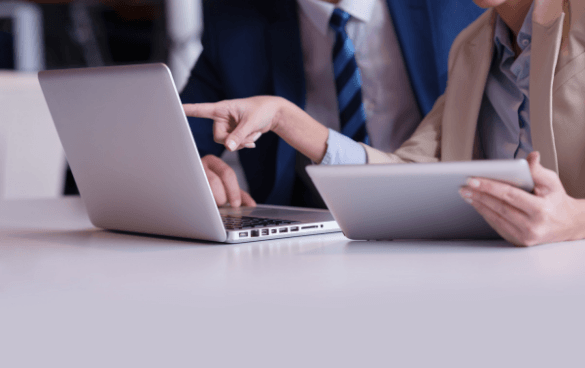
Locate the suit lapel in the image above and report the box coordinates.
[529,14,565,173]
[265,1,306,205]
[441,11,495,161]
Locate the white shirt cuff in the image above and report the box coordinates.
[321,129,367,165]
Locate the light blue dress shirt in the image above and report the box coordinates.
[321,129,367,165]
[478,4,534,160]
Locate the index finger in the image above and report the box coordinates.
[183,103,219,119]
[465,177,537,216]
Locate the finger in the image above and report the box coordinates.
[250,132,262,142]
[465,177,538,217]
[224,123,261,152]
[526,151,564,195]
[237,132,262,149]
[205,155,242,207]
[213,121,230,145]
[466,197,525,246]
[460,186,530,224]
[203,167,228,206]
[240,190,257,207]
[183,103,219,119]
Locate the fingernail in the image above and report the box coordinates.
[252,132,262,142]
[466,178,480,188]
[244,143,256,149]
[226,140,237,151]
[459,189,472,198]
[459,189,474,204]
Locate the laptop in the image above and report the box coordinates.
[38,63,340,243]
[306,160,534,240]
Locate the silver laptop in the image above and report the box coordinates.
[38,63,340,243]
[306,160,534,240]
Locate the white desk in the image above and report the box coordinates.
[1,198,584,367]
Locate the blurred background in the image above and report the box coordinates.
[0,0,203,199]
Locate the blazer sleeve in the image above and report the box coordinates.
[360,93,444,164]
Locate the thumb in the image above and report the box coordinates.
[526,151,541,171]
[527,151,563,195]
[224,120,256,152]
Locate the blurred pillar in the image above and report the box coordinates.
[165,0,202,92]
[69,1,104,67]
[0,1,45,71]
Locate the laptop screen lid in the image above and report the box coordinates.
[39,64,228,241]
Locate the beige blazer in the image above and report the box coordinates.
[363,0,585,198]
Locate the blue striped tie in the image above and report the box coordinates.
[329,8,369,144]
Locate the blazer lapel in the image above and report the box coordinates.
[529,14,565,173]
[265,1,306,205]
[441,11,495,161]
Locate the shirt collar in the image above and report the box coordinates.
[494,1,534,57]
[297,0,377,37]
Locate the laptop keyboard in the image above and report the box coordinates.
[221,215,299,230]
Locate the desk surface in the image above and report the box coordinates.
[1,198,584,367]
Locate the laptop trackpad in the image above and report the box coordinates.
[219,205,334,222]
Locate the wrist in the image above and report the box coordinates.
[271,97,296,136]
[266,97,329,162]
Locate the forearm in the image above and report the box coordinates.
[272,98,330,163]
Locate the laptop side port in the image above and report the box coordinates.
[271,229,277,234]
[301,225,319,230]
[261,229,269,236]
[239,232,249,238]
[251,230,260,237]
[290,226,299,232]
[279,228,288,233]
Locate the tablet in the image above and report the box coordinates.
[306,159,534,240]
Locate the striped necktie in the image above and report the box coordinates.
[329,8,369,144]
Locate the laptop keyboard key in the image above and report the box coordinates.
[221,215,299,231]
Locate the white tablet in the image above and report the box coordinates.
[306,160,534,240]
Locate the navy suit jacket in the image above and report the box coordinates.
[180,0,485,206]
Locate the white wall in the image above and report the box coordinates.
[0,72,65,200]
